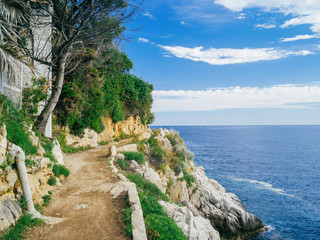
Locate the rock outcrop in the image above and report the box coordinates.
[98,116,148,142]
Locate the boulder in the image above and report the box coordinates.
[110,146,117,158]
[52,138,64,165]
[159,201,220,240]
[118,144,138,152]
[65,128,98,148]
[192,166,264,239]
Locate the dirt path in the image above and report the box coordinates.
[25,140,132,240]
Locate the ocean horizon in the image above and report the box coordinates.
[153,125,320,240]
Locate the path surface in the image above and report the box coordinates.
[25,140,132,240]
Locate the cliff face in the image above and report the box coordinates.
[98,116,148,142]
[113,127,264,240]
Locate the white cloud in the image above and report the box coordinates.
[138,37,150,43]
[236,13,246,20]
[143,11,155,19]
[255,23,276,29]
[158,45,313,65]
[214,0,320,32]
[180,21,187,25]
[152,84,320,112]
[280,34,318,42]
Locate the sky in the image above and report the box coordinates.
[123,0,320,125]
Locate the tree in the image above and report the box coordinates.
[26,0,139,134]
[0,0,30,81]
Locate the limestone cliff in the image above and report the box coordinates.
[111,127,265,240]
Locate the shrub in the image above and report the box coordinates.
[52,164,70,178]
[145,214,188,240]
[122,151,145,164]
[48,176,57,186]
[139,193,166,218]
[116,158,129,170]
[180,173,195,187]
[148,137,166,168]
[25,159,36,168]
[0,95,37,156]
[42,195,52,207]
[123,197,133,237]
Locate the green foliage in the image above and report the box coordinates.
[18,196,28,212]
[180,173,195,187]
[52,164,70,178]
[34,203,43,214]
[116,158,129,170]
[122,151,145,164]
[56,132,88,153]
[145,214,188,240]
[147,113,156,125]
[127,174,169,202]
[123,197,133,237]
[0,214,42,240]
[48,176,57,186]
[148,137,166,168]
[0,95,37,156]
[42,195,52,207]
[21,77,49,120]
[25,159,36,168]
[55,48,153,136]
[127,173,186,240]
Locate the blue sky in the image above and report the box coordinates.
[123,0,320,125]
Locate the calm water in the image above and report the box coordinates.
[154,125,320,240]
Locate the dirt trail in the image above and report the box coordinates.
[25,140,132,240]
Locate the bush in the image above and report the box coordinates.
[52,164,70,178]
[123,197,133,237]
[145,214,188,240]
[122,151,145,164]
[116,158,129,170]
[48,176,57,186]
[180,173,195,187]
[0,95,37,156]
[139,193,166,218]
[148,137,166,168]
[42,195,52,207]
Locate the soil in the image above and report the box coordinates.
[25,140,132,240]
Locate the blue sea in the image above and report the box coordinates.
[154,125,320,240]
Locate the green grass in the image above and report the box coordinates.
[42,195,52,207]
[145,214,188,240]
[126,173,187,240]
[52,164,70,178]
[123,197,133,237]
[179,173,195,187]
[0,214,42,240]
[116,158,129,170]
[47,176,57,186]
[25,159,36,168]
[122,151,145,164]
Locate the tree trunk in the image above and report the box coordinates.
[36,52,69,134]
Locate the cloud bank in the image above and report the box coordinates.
[214,0,320,33]
[159,45,313,65]
[152,84,320,112]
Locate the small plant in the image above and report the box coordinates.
[52,164,70,178]
[25,159,36,168]
[48,176,57,186]
[116,158,129,170]
[42,195,52,207]
[48,191,53,195]
[98,140,109,145]
[180,173,195,187]
[34,203,43,214]
[19,196,28,212]
[122,151,145,164]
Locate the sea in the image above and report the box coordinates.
[153,125,320,240]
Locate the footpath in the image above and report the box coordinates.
[24,140,132,240]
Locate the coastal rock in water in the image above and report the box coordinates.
[159,201,220,240]
[192,166,264,239]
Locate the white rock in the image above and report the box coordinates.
[118,144,138,152]
[65,128,98,148]
[6,170,18,188]
[115,153,125,160]
[110,146,117,158]
[159,201,220,240]
[52,138,64,165]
